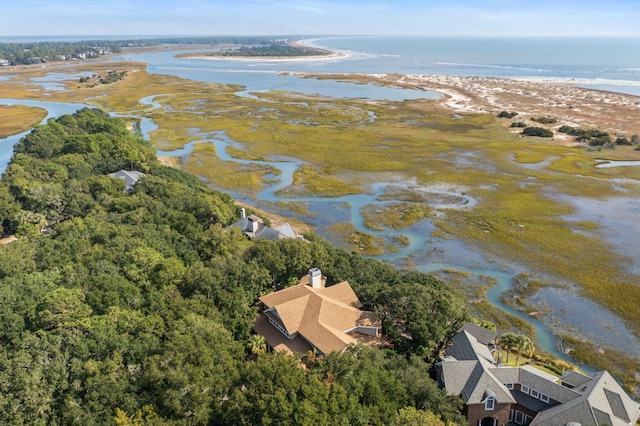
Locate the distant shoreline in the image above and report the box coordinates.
[180,50,350,63]
[178,39,351,63]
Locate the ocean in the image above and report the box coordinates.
[114,35,640,97]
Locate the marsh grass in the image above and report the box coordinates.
[0,105,47,137]
[361,203,431,230]
[433,270,535,336]
[276,164,363,198]
[559,334,640,395]
[6,60,640,344]
[326,222,386,255]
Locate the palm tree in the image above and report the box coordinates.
[499,332,519,364]
[514,335,534,366]
[246,334,267,356]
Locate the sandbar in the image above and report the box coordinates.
[182,50,350,63]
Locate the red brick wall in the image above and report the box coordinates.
[465,402,511,426]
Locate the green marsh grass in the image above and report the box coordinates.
[362,203,432,230]
[6,60,640,345]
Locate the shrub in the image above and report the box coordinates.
[531,116,557,124]
[498,111,518,118]
[615,137,632,145]
[510,122,527,128]
[522,127,554,137]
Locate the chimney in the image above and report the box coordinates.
[309,267,322,288]
[240,208,246,219]
[249,216,259,233]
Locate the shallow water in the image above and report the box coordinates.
[157,129,610,365]
[3,42,640,365]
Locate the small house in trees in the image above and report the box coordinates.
[108,170,145,192]
[228,208,293,240]
[252,268,383,355]
[436,325,640,426]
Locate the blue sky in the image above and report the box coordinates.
[2,0,639,37]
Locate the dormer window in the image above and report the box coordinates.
[485,397,495,411]
[482,389,497,411]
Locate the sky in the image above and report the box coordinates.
[1,0,640,38]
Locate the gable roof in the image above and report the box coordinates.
[446,329,495,364]
[440,330,515,405]
[440,327,640,426]
[529,370,639,426]
[257,276,380,355]
[108,170,145,191]
[458,323,498,346]
[228,214,288,240]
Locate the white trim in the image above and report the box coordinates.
[485,397,495,411]
[520,385,530,394]
[540,393,549,403]
[530,389,539,398]
[505,382,514,389]
[344,325,380,337]
[515,410,524,425]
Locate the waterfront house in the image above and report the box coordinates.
[252,268,383,355]
[437,325,639,426]
[228,208,292,240]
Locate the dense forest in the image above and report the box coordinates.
[0,37,290,65]
[0,109,469,425]
[217,43,330,57]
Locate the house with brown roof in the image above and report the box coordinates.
[436,325,640,426]
[252,268,383,355]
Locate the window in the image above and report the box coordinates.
[521,385,530,394]
[485,397,495,411]
[509,409,514,422]
[515,411,524,425]
[505,383,514,389]
[530,389,539,398]
[540,394,549,403]
[524,415,533,424]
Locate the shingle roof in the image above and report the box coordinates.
[228,214,288,240]
[440,331,514,405]
[458,323,498,346]
[560,370,593,388]
[441,328,640,426]
[108,170,145,191]
[446,330,495,363]
[256,277,381,355]
[531,370,640,426]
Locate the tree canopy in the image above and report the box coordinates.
[0,108,468,425]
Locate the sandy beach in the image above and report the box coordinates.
[182,50,350,62]
[292,72,640,143]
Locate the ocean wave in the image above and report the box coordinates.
[435,61,546,72]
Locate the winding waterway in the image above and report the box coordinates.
[3,49,640,370]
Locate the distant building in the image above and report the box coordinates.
[252,268,383,355]
[108,170,145,192]
[228,208,292,240]
[436,325,640,426]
